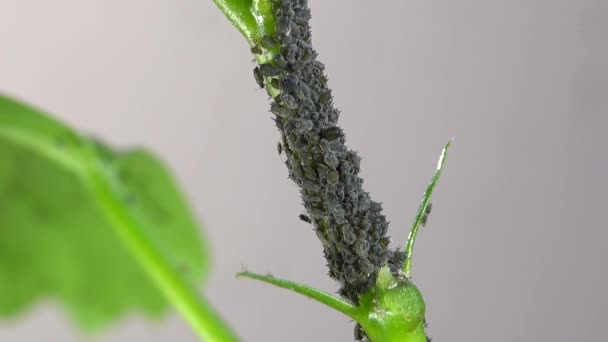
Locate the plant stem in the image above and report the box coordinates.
[237,271,362,320]
[85,159,239,342]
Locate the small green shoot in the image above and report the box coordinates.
[404,139,453,277]
[236,271,361,319]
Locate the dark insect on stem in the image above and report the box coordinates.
[253,67,264,89]
[354,323,369,341]
[260,35,276,49]
[259,63,280,77]
[299,214,312,223]
[250,45,262,55]
[270,78,281,89]
[277,142,283,155]
[421,202,433,227]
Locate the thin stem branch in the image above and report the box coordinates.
[237,271,362,320]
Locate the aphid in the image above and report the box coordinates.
[259,63,280,77]
[250,44,262,55]
[325,191,339,211]
[353,239,370,258]
[292,88,305,104]
[270,102,292,117]
[370,201,383,212]
[421,214,428,226]
[341,248,358,264]
[302,165,317,179]
[253,67,264,89]
[299,152,314,166]
[343,264,357,283]
[330,108,341,122]
[294,119,313,133]
[281,93,299,110]
[326,170,339,184]
[421,202,433,227]
[289,155,304,178]
[306,195,322,204]
[280,75,298,93]
[301,48,316,64]
[357,258,374,275]
[320,127,343,141]
[273,53,289,70]
[341,224,356,245]
[319,90,332,105]
[315,229,328,243]
[358,194,371,212]
[270,78,280,89]
[276,17,292,37]
[260,35,276,49]
[277,142,283,155]
[379,236,391,248]
[281,43,300,64]
[323,152,340,169]
[299,213,312,223]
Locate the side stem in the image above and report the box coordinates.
[404,139,452,277]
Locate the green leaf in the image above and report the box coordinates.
[404,139,453,277]
[0,94,212,332]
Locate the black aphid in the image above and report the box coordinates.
[260,35,276,49]
[259,63,280,77]
[299,213,312,223]
[277,142,283,155]
[421,202,433,227]
[253,67,264,89]
[354,323,368,342]
[270,78,280,89]
[250,44,262,55]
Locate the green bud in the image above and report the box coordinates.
[358,267,427,342]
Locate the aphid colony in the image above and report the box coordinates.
[249,0,405,306]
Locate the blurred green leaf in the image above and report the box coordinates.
[0,94,208,330]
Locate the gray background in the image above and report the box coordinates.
[1,0,606,341]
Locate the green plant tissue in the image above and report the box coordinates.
[0,94,208,331]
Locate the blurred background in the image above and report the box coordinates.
[0,0,606,341]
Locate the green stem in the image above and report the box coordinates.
[365,323,427,342]
[237,271,362,320]
[85,160,239,342]
[404,139,453,277]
